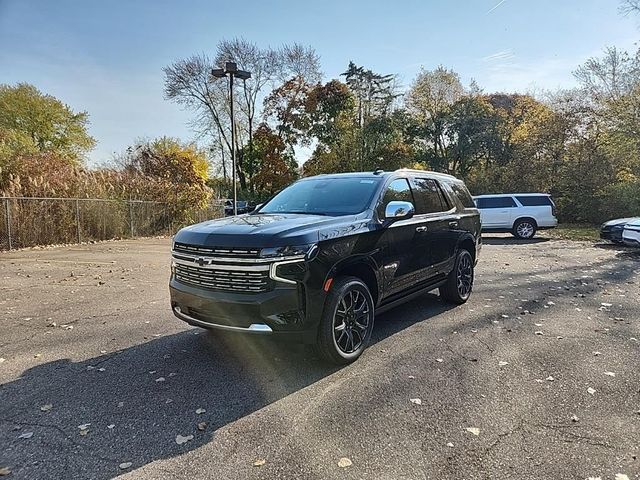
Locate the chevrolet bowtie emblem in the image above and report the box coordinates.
[195,257,207,267]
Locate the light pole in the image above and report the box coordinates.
[212,61,251,216]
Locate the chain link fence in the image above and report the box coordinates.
[0,197,225,251]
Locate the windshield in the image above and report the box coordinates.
[259,177,381,216]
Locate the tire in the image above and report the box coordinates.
[315,276,375,364]
[512,219,537,239]
[439,249,474,305]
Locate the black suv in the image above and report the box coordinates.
[170,169,481,363]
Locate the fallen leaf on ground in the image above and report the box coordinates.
[117,402,124,408]
[79,429,89,436]
[466,427,480,436]
[601,302,612,307]
[587,387,596,395]
[18,431,33,439]
[410,398,422,405]
[253,459,266,467]
[0,358,5,364]
[119,462,132,470]
[197,422,207,431]
[337,457,352,468]
[195,408,206,414]
[0,467,11,476]
[615,475,629,480]
[498,361,509,366]
[534,331,544,336]
[78,423,90,430]
[571,414,579,422]
[107,424,115,429]
[155,377,166,383]
[603,371,616,377]
[546,376,555,382]
[593,351,602,356]
[436,358,443,363]
[40,404,53,412]
[446,442,454,447]
[175,434,193,445]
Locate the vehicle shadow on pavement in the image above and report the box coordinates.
[0,293,452,479]
[481,235,550,245]
[594,243,640,258]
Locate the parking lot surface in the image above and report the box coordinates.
[1,237,639,479]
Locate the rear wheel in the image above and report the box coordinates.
[439,249,474,304]
[315,276,375,364]
[512,219,537,239]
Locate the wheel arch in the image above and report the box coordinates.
[512,216,538,230]
[327,257,381,306]
[456,234,477,263]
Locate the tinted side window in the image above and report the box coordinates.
[476,197,516,209]
[451,182,476,208]
[379,178,414,216]
[516,195,553,206]
[412,178,448,214]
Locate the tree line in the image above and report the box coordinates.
[162,39,640,223]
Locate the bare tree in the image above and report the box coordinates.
[164,39,321,191]
[620,0,640,15]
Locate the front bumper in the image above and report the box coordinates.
[600,228,624,242]
[622,236,640,247]
[169,277,320,343]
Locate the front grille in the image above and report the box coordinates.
[174,263,270,293]
[174,242,260,258]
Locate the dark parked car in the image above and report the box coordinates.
[170,169,481,364]
[224,200,250,216]
[600,217,640,244]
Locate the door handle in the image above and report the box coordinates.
[415,226,428,233]
[448,221,458,228]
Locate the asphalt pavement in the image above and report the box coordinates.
[0,236,639,479]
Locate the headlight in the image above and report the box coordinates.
[260,243,317,260]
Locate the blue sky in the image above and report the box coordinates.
[1,0,638,165]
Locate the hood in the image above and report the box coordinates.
[602,217,638,227]
[625,217,640,227]
[174,213,368,248]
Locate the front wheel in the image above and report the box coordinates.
[315,276,375,364]
[439,249,474,304]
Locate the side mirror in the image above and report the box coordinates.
[384,201,415,220]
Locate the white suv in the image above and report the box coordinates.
[622,218,640,247]
[473,193,558,239]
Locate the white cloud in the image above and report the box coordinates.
[481,50,516,63]
[487,0,509,14]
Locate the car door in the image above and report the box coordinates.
[410,177,456,281]
[476,196,516,228]
[377,177,423,299]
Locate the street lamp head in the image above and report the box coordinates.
[224,61,238,74]
[211,68,226,78]
[236,70,251,80]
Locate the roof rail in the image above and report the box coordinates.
[394,168,457,179]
